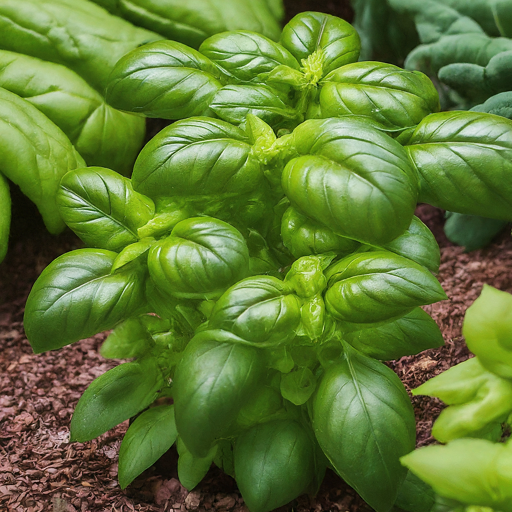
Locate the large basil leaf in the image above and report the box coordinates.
[312,344,416,512]
[24,249,147,353]
[200,31,299,83]
[106,41,223,119]
[463,284,512,379]
[280,12,360,76]
[57,167,155,251]
[344,307,444,360]
[234,419,318,512]
[173,333,265,457]
[393,471,436,512]
[118,405,177,489]
[0,87,85,234]
[132,117,262,199]
[148,217,249,300]
[208,276,301,346]
[0,50,145,175]
[325,251,446,325]
[401,439,512,512]
[0,0,160,93]
[283,118,419,246]
[406,111,512,221]
[472,91,512,119]
[0,173,10,263]
[70,356,165,442]
[317,62,439,129]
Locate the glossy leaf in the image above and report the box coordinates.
[312,343,416,512]
[106,41,224,119]
[148,217,249,300]
[57,167,155,251]
[173,333,265,457]
[344,308,444,361]
[0,87,85,234]
[234,419,318,512]
[235,385,285,430]
[406,111,512,221]
[208,276,301,346]
[280,367,316,405]
[119,405,177,489]
[318,62,439,129]
[283,118,418,246]
[177,437,216,490]
[100,317,155,360]
[324,251,446,325]
[0,173,10,263]
[280,12,360,76]
[24,249,147,353]
[70,356,165,442]
[393,471,436,512]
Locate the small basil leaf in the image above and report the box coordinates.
[393,471,436,512]
[119,405,177,489]
[280,12,360,76]
[472,91,512,120]
[406,111,512,221]
[280,367,316,405]
[344,308,444,361]
[100,317,155,360]
[235,385,285,430]
[177,437,216,490]
[234,419,317,512]
[106,41,224,119]
[173,333,265,457]
[0,173,10,263]
[325,251,446,325]
[24,249,147,353]
[57,167,155,251]
[312,344,416,512]
[148,217,249,300]
[200,31,300,83]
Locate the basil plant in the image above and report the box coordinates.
[23,12,512,512]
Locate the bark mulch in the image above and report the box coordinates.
[1,204,512,512]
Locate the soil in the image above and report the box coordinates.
[2,2,512,512]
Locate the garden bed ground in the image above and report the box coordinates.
[1,201,512,512]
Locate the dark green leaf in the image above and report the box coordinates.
[177,437,216,490]
[280,367,316,405]
[393,471,436,512]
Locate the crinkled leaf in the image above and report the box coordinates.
[57,167,155,251]
[119,405,177,489]
[70,356,164,442]
[472,91,512,120]
[24,249,147,353]
[312,344,416,512]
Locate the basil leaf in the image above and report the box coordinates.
[318,62,439,129]
[148,217,249,300]
[406,111,512,221]
[393,471,436,512]
[0,87,85,234]
[280,367,316,405]
[173,333,265,457]
[325,251,447,325]
[132,117,262,199]
[234,419,317,512]
[118,405,177,489]
[177,437,216,490]
[472,91,512,120]
[57,167,155,251]
[280,12,360,76]
[106,41,224,119]
[0,173,10,263]
[344,308,444,360]
[24,249,147,353]
[283,118,418,246]
[70,356,164,442]
[200,31,299,83]
[312,344,416,512]
[100,317,155,359]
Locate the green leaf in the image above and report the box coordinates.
[57,167,155,251]
[177,437,216,490]
[393,471,436,512]
[401,439,512,512]
[24,249,147,353]
[106,41,224,119]
[472,91,512,120]
[235,385,285,430]
[234,419,318,512]
[148,217,249,300]
[406,111,512,221]
[463,284,512,379]
[100,317,155,359]
[119,405,177,489]
[312,344,416,512]
[173,333,265,457]
[200,31,299,83]
[282,118,418,246]
[344,308,444,361]
[325,251,446,325]
[318,62,439,129]
[0,173,10,263]
[70,356,165,442]
[280,12,360,76]
[0,87,85,234]
[280,367,316,405]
